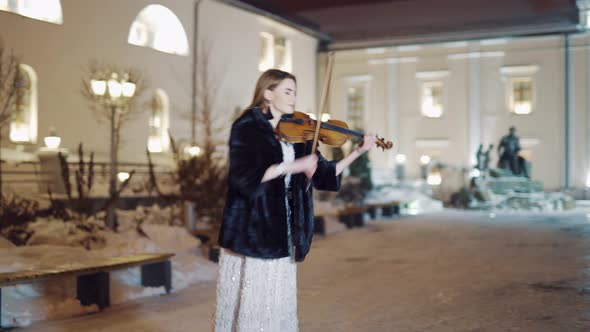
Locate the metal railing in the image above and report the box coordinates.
[1,160,176,197]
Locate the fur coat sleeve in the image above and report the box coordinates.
[227,118,278,199]
[312,149,341,192]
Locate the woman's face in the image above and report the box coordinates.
[265,78,296,115]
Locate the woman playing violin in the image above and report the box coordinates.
[214,69,377,332]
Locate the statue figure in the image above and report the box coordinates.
[497,126,528,177]
[475,143,494,172]
[483,144,493,172]
[475,144,485,170]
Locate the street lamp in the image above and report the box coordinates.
[90,71,136,229]
[117,172,130,182]
[420,154,430,180]
[90,79,106,96]
[184,145,202,158]
[43,127,61,149]
[305,112,331,121]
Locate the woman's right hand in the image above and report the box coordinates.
[286,154,318,177]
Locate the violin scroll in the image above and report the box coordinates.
[375,135,393,151]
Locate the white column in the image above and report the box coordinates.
[387,59,399,169]
[565,35,574,188]
[586,42,590,187]
[468,53,481,166]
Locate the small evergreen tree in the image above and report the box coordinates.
[348,135,373,193]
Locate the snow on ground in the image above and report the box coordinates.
[0,235,15,249]
[18,208,590,332]
[1,185,444,328]
[0,205,218,328]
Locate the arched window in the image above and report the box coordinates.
[0,0,63,24]
[128,4,189,56]
[10,64,38,143]
[147,89,170,153]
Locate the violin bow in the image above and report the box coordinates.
[306,52,335,191]
[311,52,335,155]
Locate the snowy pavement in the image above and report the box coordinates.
[17,210,590,331]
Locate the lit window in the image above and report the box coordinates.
[128,5,189,56]
[10,64,38,143]
[580,4,590,29]
[259,32,274,72]
[258,33,292,72]
[347,86,364,130]
[510,78,533,115]
[274,36,292,72]
[421,81,444,118]
[427,168,442,186]
[147,89,170,153]
[0,0,63,24]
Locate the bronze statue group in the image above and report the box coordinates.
[477,126,529,178]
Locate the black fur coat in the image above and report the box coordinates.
[218,108,342,262]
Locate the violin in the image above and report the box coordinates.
[277,111,393,151]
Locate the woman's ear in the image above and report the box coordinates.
[264,89,273,103]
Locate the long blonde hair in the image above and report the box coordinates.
[245,69,296,113]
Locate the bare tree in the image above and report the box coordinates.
[195,44,226,150]
[185,43,228,223]
[147,44,228,234]
[81,61,148,229]
[0,41,20,195]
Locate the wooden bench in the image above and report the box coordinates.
[191,227,222,262]
[314,205,374,234]
[0,253,174,328]
[366,201,401,219]
[313,210,334,235]
[338,206,368,228]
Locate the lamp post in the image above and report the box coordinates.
[395,154,406,181]
[90,72,136,229]
[420,155,431,180]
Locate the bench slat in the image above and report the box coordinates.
[0,253,174,286]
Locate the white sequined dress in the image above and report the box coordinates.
[214,140,298,332]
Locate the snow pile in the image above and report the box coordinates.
[98,222,217,304]
[366,185,444,215]
[0,246,101,326]
[118,204,183,227]
[0,205,218,328]
[27,218,106,249]
[491,191,576,212]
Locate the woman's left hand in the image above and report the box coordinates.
[357,134,378,153]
